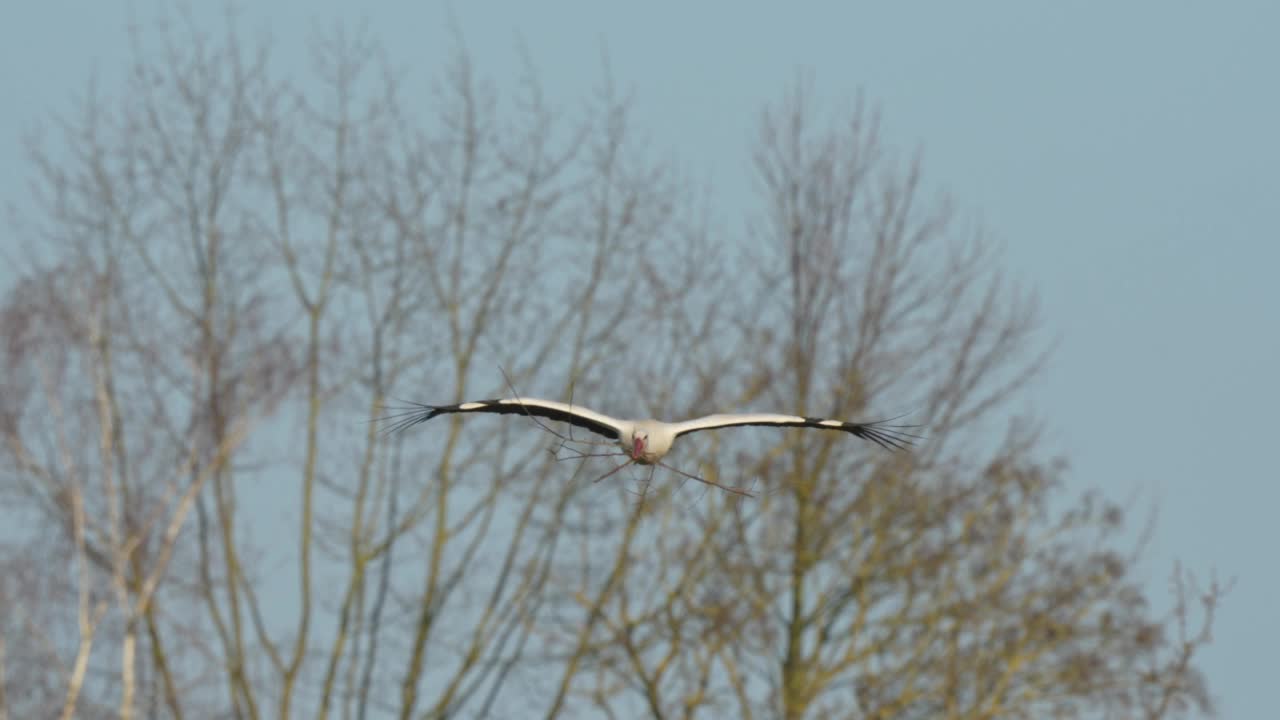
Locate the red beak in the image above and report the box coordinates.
[633,436,646,459]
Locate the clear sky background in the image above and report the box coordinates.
[3,2,1276,715]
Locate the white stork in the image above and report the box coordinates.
[382,397,918,465]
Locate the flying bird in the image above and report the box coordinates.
[381,397,919,465]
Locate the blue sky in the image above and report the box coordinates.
[3,2,1277,715]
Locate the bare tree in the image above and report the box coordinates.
[0,10,684,720]
[542,86,1223,719]
[1,14,296,715]
[0,12,1220,720]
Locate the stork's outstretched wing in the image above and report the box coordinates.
[379,398,625,440]
[671,413,921,452]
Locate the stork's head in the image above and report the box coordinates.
[625,422,673,464]
[629,429,649,461]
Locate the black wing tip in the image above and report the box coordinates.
[850,418,925,452]
[374,400,446,435]
[801,412,924,451]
